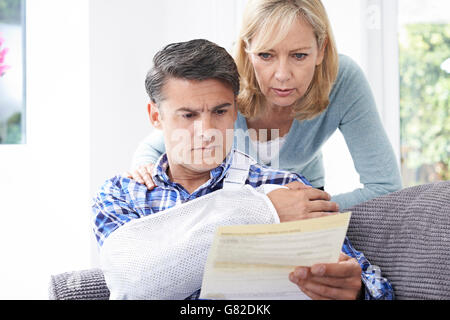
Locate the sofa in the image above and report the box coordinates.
[48,181,450,300]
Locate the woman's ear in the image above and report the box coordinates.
[147,102,163,129]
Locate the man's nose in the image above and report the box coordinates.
[274,58,291,83]
[195,115,215,141]
[206,114,215,131]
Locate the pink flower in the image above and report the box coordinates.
[0,47,9,63]
[0,65,10,76]
[0,33,11,77]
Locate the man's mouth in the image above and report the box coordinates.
[192,145,218,151]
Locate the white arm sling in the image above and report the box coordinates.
[100,151,284,300]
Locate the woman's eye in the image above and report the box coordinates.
[258,52,272,60]
[293,53,307,60]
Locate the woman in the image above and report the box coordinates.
[129,0,402,211]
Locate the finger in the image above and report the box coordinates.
[302,211,338,220]
[289,267,311,282]
[298,285,331,300]
[131,169,145,184]
[311,259,362,279]
[284,181,311,190]
[295,273,362,291]
[290,269,360,299]
[138,166,153,188]
[306,200,339,213]
[142,164,156,190]
[145,180,155,190]
[142,173,155,190]
[298,280,358,300]
[144,163,155,174]
[303,188,331,201]
[289,271,328,300]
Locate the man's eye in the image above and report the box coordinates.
[293,53,307,60]
[182,113,195,119]
[215,109,227,116]
[258,52,272,60]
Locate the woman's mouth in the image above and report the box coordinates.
[272,88,295,97]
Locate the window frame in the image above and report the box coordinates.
[0,0,27,145]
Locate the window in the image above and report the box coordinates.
[0,0,25,144]
[399,0,450,186]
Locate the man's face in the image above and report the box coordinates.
[149,78,237,174]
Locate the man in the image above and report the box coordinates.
[92,39,393,300]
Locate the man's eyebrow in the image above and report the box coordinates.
[175,107,198,113]
[211,103,232,111]
[175,103,232,113]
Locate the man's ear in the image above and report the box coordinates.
[147,102,163,129]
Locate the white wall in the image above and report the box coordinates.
[0,0,91,299]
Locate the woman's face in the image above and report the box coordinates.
[249,17,326,109]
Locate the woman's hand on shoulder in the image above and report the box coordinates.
[123,163,156,190]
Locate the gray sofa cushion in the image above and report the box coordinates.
[346,180,450,300]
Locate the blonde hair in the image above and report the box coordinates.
[234,0,339,121]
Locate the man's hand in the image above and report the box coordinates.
[267,182,339,222]
[289,253,363,300]
[123,163,156,190]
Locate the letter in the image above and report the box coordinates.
[171,128,191,164]
[180,306,186,315]
[247,305,255,315]
[257,305,264,314]
[224,305,232,315]
[263,305,270,314]
[207,307,214,318]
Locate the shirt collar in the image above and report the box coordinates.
[152,149,236,189]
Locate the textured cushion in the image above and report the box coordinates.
[346,181,450,300]
[48,268,110,300]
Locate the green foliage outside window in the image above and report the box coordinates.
[5,112,20,143]
[400,23,450,185]
[0,112,21,144]
[0,0,21,24]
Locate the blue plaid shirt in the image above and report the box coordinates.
[92,149,394,300]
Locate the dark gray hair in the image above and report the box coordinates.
[145,39,240,104]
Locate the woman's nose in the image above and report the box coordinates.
[274,59,291,83]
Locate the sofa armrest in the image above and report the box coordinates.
[346,181,450,300]
[49,268,110,300]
